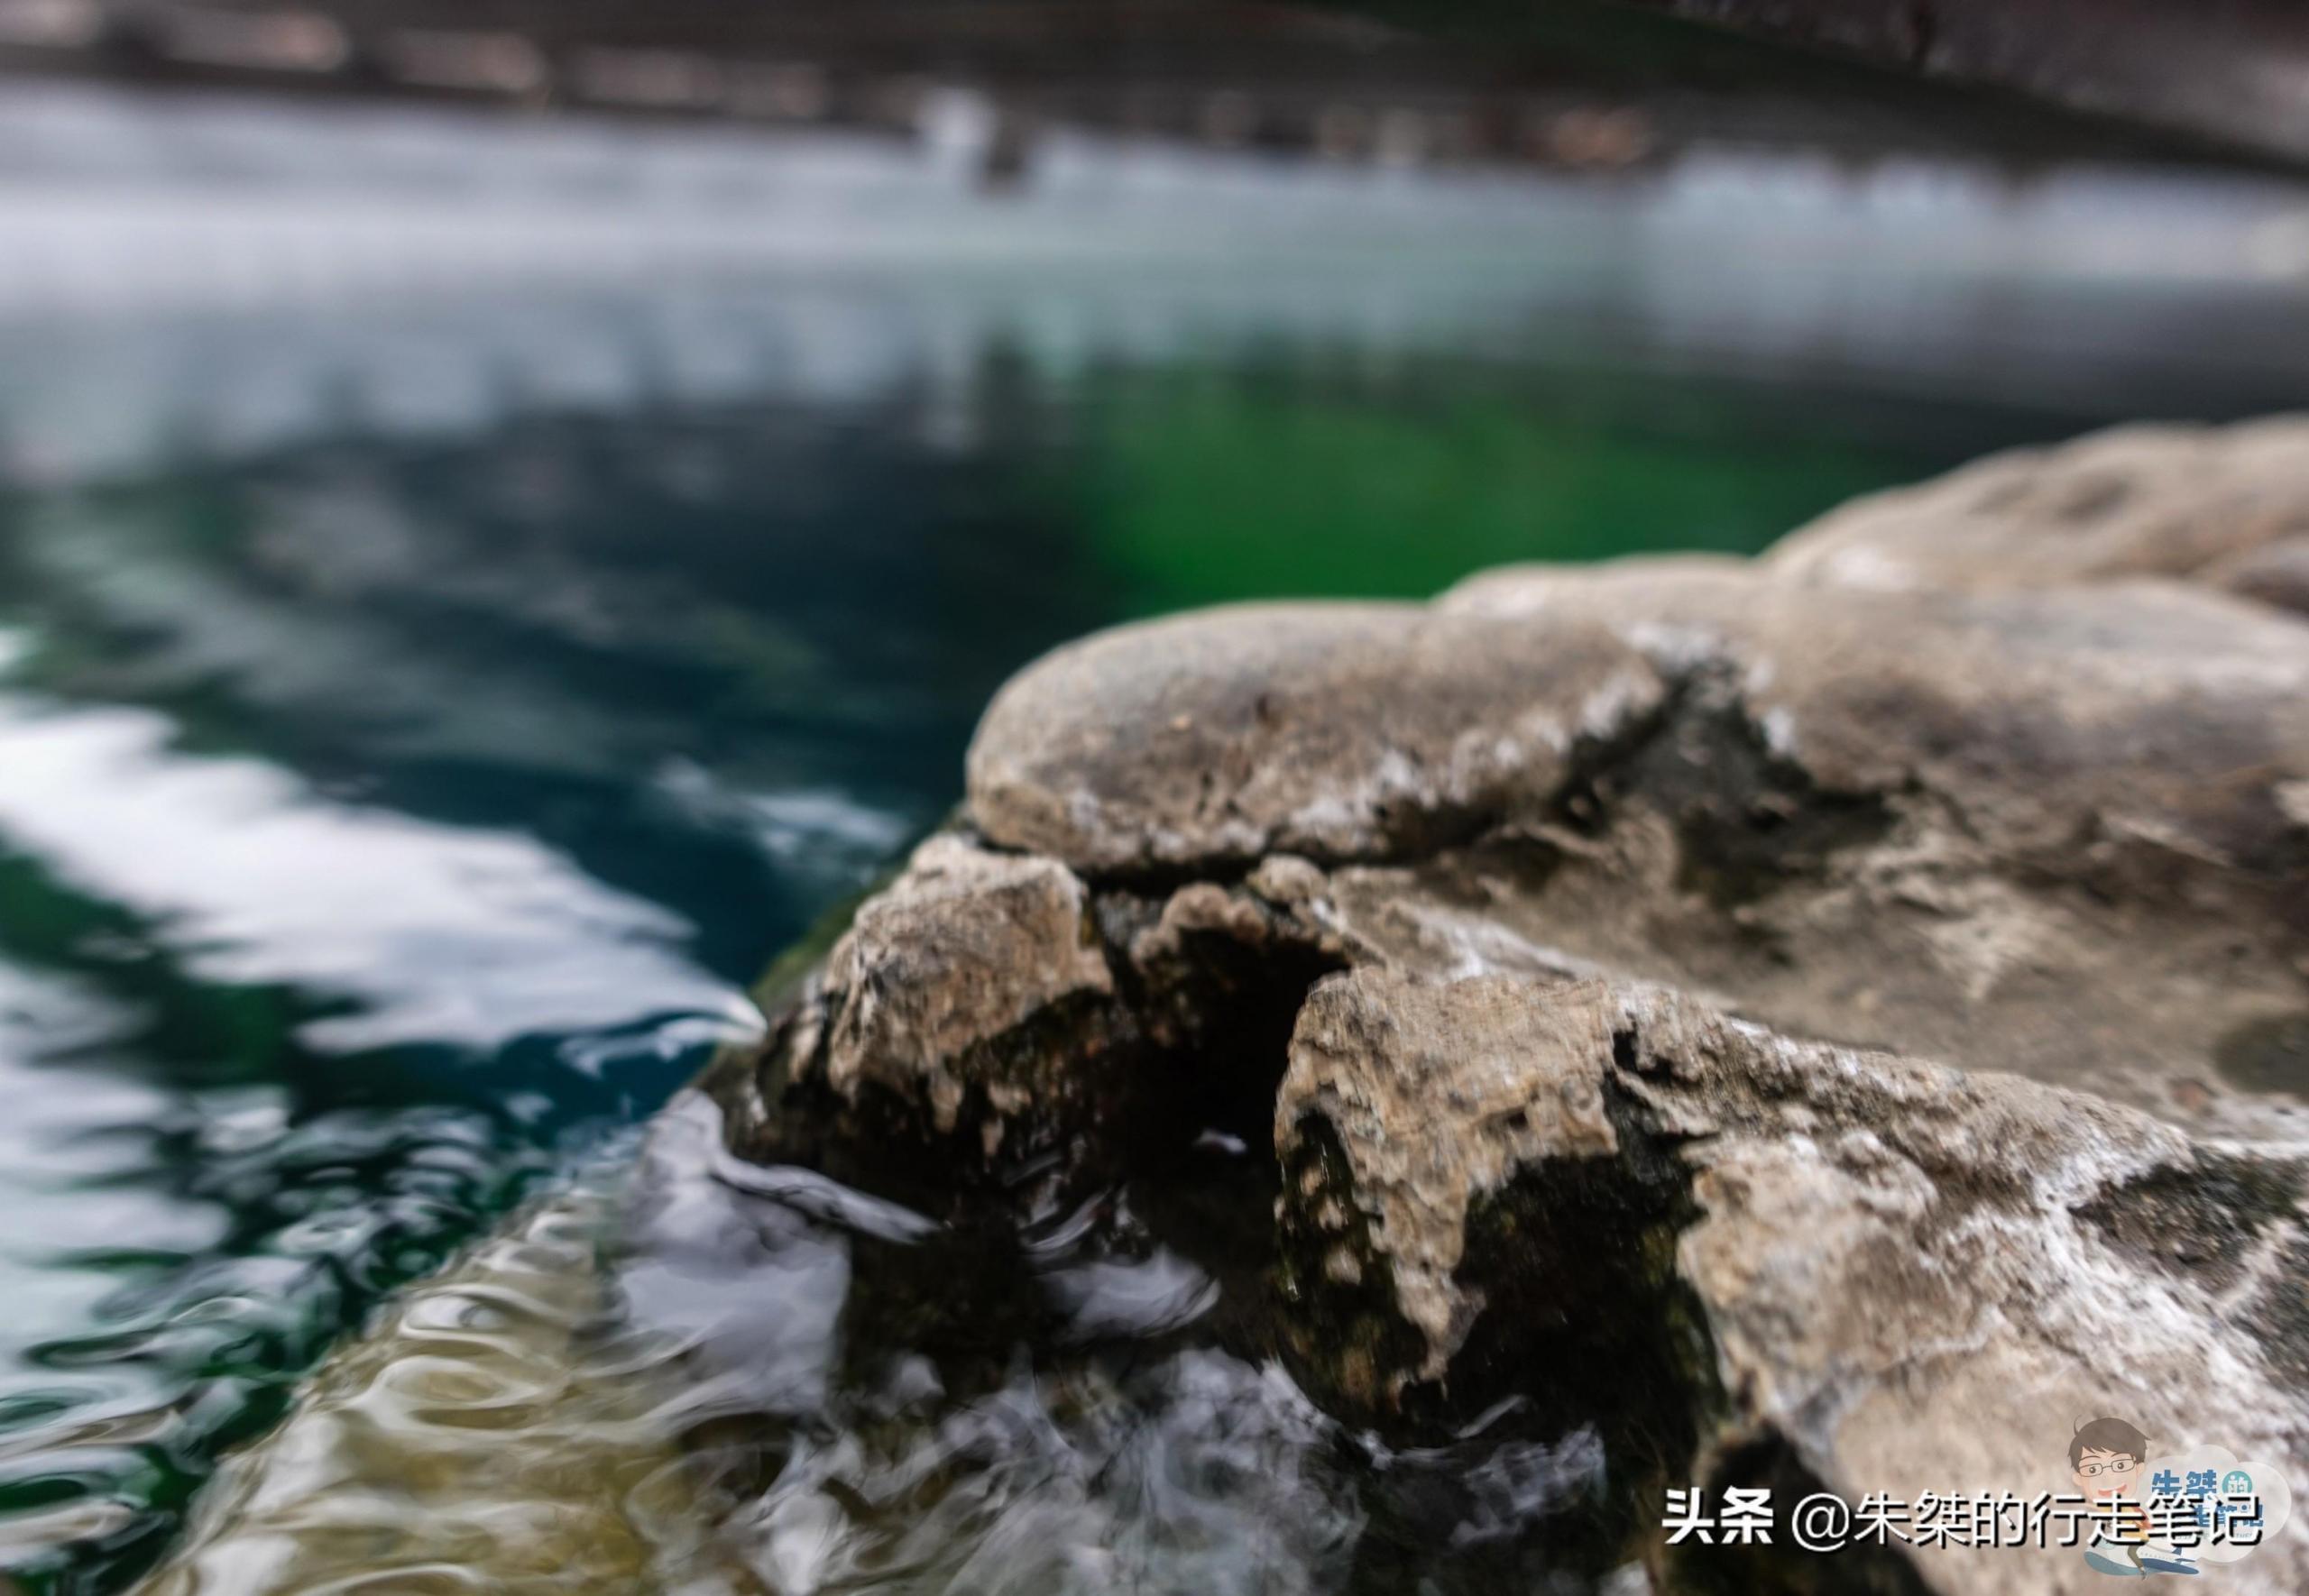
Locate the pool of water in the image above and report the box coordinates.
[3,84,2308,1596]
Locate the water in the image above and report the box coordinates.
[1,78,2307,1596]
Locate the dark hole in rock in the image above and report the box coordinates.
[1274,1066,1817,1589]
[1668,1430,1936,1596]
[1548,669,1893,910]
[1165,936,1350,1153]
[1613,1027,1641,1073]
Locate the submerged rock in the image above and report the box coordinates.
[133,1174,752,1596]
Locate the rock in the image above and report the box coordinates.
[709,832,1126,1172]
[1430,560,2309,1142]
[809,834,1113,1126]
[966,602,1663,875]
[1275,968,2309,1596]
[1763,417,2309,609]
[2209,536,2309,618]
[1271,969,1623,1390]
[709,829,1366,1183]
[1445,559,2309,878]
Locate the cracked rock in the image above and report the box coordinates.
[1274,968,2309,1596]
[711,833,1127,1171]
[1430,558,2309,1142]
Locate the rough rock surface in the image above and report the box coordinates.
[966,601,1663,874]
[714,828,1353,1179]
[2210,536,2309,617]
[1429,558,2309,1142]
[1275,968,2308,1596]
[1766,417,2309,612]
[806,834,1111,1130]
[940,524,2309,1146]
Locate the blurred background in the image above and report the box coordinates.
[0,3,2304,1591]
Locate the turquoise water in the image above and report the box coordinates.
[0,251,2304,1588]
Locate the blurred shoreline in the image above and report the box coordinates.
[3,79,2307,491]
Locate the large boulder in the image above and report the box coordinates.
[942,537,2309,1146]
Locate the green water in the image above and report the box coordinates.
[0,327,2241,1591]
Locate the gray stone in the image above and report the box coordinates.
[1764,417,2309,607]
[965,602,1663,875]
[715,833,1121,1167]
[1274,968,2309,1596]
[1431,560,2309,1142]
[2208,536,2309,618]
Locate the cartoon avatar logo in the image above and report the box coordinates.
[2071,1417,2199,1578]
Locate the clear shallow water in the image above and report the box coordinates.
[2,87,2309,1595]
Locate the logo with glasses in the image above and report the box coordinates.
[2069,1417,2292,1578]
